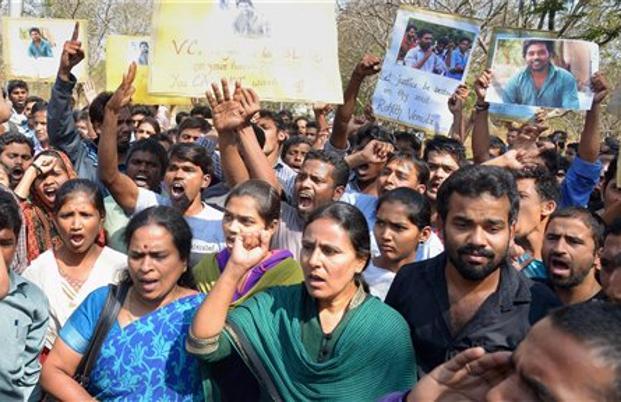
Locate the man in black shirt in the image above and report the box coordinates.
[386,165,559,374]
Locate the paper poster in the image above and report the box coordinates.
[2,17,89,82]
[148,0,343,103]
[372,7,481,135]
[106,35,190,105]
[486,27,599,111]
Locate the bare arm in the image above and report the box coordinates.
[191,232,270,339]
[98,63,139,214]
[40,339,93,401]
[206,80,250,187]
[13,155,58,200]
[579,72,608,163]
[0,96,10,124]
[471,70,493,164]
[447,85,469,143]
[331,54,381,150]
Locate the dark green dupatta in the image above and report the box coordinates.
[223,284,416,401]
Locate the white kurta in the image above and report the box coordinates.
[22,247,127,348]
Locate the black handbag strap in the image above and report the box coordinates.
[74,283,129,386]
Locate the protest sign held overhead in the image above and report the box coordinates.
[148,0,343,103]
[106,35,190,105]
[372,7,481,135]
[2,17,89,82]
[486,27,599,112]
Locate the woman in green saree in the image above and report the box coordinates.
[192,179,303,400]
[188,202,416,401]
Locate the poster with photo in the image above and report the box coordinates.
[106,35,189,105]
[372,7,481,134]
[149,0,343,103]
[486,28,599,111]
[2,17,88,82]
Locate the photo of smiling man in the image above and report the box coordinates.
[503,39,579,109]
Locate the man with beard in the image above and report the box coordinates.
[0,133,34,190]
[600,218,621,303]
[404,30,448,75]
[541,207,605,304]
[99,64,225,267]
[386,165,559,374]
[48,23,132,193]
[503,40,579,109]
[6,80,30,136]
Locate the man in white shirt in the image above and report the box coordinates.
[404,30,448,76]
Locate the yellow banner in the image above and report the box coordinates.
[149,0,343,104]
[2,17,89,82]
[106,35,190,105]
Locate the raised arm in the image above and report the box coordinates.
[330,54,381,150]
[48,22,86,163]
[447,84,469,143]
[13,155,57,201]
[471,69,492,164]
[190,231,270,340]
[205,80,250,187]
[0,95,10,124]
[98,63,139,214]
[579,72,608,163]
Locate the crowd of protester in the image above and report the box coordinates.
[0,21,620,402]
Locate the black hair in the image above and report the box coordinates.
[124,205,192,263]
[138,116,161,135]
[512,165,561,204]
[0,132,34,155]
[354,124,396,151]
[303,150,350,188]
[168,142,213,177]
[557,156,570,173]
[306,121,317,130]
[259,110,286,131]
[89,92,114,125]
[0,189,22,237]
[538,148,561,174]
[277,110,292,121]
[281,135,312,159]
[547,207,605,250]
[25,95,44,105]
[385,152,430,186]
[52,179,105,218]
[31,100,48,115]
[74,109,89,123]
[437,37,449,46]
[548,302,621,400]
[606,218,621,239]
[7,80,28,95]
[603,157,617,195]
[305,202,370,270]
[418,29,432,38]
[394,131,423,154]
[522,39,555,58]
[126,138,168,178]
[139,41,149,49]
[437,165,520,224]
[29,27,41,35]
[458,36,471,44]
[226,179,281,225]
[490,136,507,155]
[175,111,190,126]
[423,135,466,165]
[130,105,154,118]
[152,132,174,146]
[178,116,212,135]
[567,142,579,152]
[190,105,212,119]
[377,187,431,230]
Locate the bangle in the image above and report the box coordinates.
[33,165,43,176]
[475,102,489,111]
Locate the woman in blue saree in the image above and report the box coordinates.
[188,202,417,400]
[40,206,204,401]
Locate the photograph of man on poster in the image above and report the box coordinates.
[27,27,53,58]
[501,39,579,109]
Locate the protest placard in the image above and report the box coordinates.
[486,28,599,111]
[372,7,480,135]
[2,17,88,82]
[148,0,342,103]
[106,35,190,105]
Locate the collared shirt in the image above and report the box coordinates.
[385,253,560,374]
[502,64,580,109]
[28,40,53,58]
[448,50,469,80]
[560,155,601,208]
[0,270,49,402]
[403,46,448,75]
